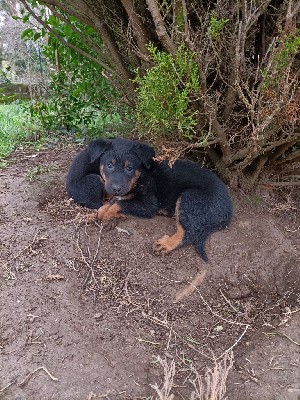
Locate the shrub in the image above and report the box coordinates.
[135,44,200,140]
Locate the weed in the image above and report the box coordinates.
[0,102,42,163]
[208,12,229,40]
[25,164,60,182]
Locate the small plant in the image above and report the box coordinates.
[208,12,229,40]
[260,29,300,93]
[25,164,60,182]
[276,29,300,72]
[135,44,200,139]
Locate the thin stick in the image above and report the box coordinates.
[260,181,300,187]
[18,366,58,387]
[219,289,241,314]
[0,381,14,392]
[194,286,250,327]
[137,337,161,346]
[10,231,40,262]
[215,324,249,361]
[276,331,300,347]
[76,223,103,293]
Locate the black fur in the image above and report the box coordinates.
[66,138,232,260]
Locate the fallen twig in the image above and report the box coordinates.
[275,331,300,346]
[18,366,58,387]
[0,381,14,392]
[1,230,45,280]
[150,356,176,400]
[76,223,103,296]
[215,324,249,361]
[193,286,250,327]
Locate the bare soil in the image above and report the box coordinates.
[0,144,299,400]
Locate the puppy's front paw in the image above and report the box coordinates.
[100,203,126,230]
[97,203,111,220]
[153,232,183,255]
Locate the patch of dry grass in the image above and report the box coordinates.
[151,351,234,400]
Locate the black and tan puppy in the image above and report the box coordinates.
[66,138,232,261]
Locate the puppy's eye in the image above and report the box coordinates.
[126,166,133,172]
[106,163,113,169]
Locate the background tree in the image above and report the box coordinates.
[17,0,300,187]
[0,0,48,99]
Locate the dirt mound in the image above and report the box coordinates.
[0,146,299,399]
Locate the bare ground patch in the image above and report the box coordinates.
[0,146,299,400]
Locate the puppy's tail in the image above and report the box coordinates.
[194,232,209,262]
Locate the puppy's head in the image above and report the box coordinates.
[88,138,155,196]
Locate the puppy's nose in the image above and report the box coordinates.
[112,184,122,194]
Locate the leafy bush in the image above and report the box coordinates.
[135,44,200,139]
[26,68,112,132]
[19,11,117,133]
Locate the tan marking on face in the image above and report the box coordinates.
[111,158,116,165]
[128,170,141,190]
[114,193,134,201]
[100,165,106,184]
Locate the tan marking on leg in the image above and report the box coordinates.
[101,202,125,222]
[174,197,181,220]
[154,197,184,254]
[97,203,111,220]
[86,210,98,223]
[154,224,185,253]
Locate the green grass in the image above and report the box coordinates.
[0,101,134,168]
[0,102,42,165]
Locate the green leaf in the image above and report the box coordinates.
[21,28,33,40]
[47,15,57,26]
[33,32,42,41]
[22,14,30,23]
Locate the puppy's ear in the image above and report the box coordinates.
[87,139,112,164]
[133,142,155,169]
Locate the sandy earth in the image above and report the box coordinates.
[0,144,299,400]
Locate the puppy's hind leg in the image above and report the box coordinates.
[154,199,186,254]
[178,188,232,261]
